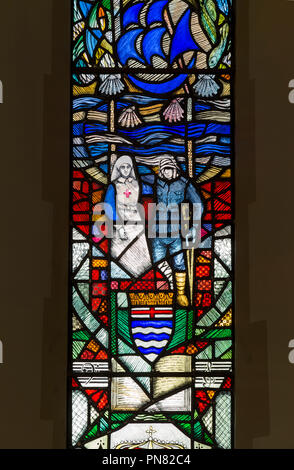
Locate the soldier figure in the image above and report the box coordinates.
[147,155,203,307]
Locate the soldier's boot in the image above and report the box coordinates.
[175,272,189,307]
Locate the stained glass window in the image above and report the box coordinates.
[70,0,233,450]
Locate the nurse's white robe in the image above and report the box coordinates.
[111,176,152,277]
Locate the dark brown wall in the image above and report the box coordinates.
[0,0,293,448]
[0,0,70,448]
[235,0,294,448]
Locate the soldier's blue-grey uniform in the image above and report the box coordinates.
[144,173,203,271]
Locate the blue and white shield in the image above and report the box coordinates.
[131,307,173,363]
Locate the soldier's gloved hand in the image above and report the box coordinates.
[185,226,197,246]
[118,226,128,240]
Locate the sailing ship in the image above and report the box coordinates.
[116,0,231,94]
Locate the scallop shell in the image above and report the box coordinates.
[99,74,125,95]
[118,106,142,128]
[194,74,220,97]
[163,98,184,123]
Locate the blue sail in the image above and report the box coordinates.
[117,28,144,65]
[123,2,144,28]
[169,9,199,63]
[146,0,169,25]
[142,27,166,64]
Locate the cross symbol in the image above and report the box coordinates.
[124,189,132,198]
[146,426,156,440]
[149,307,156,319]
